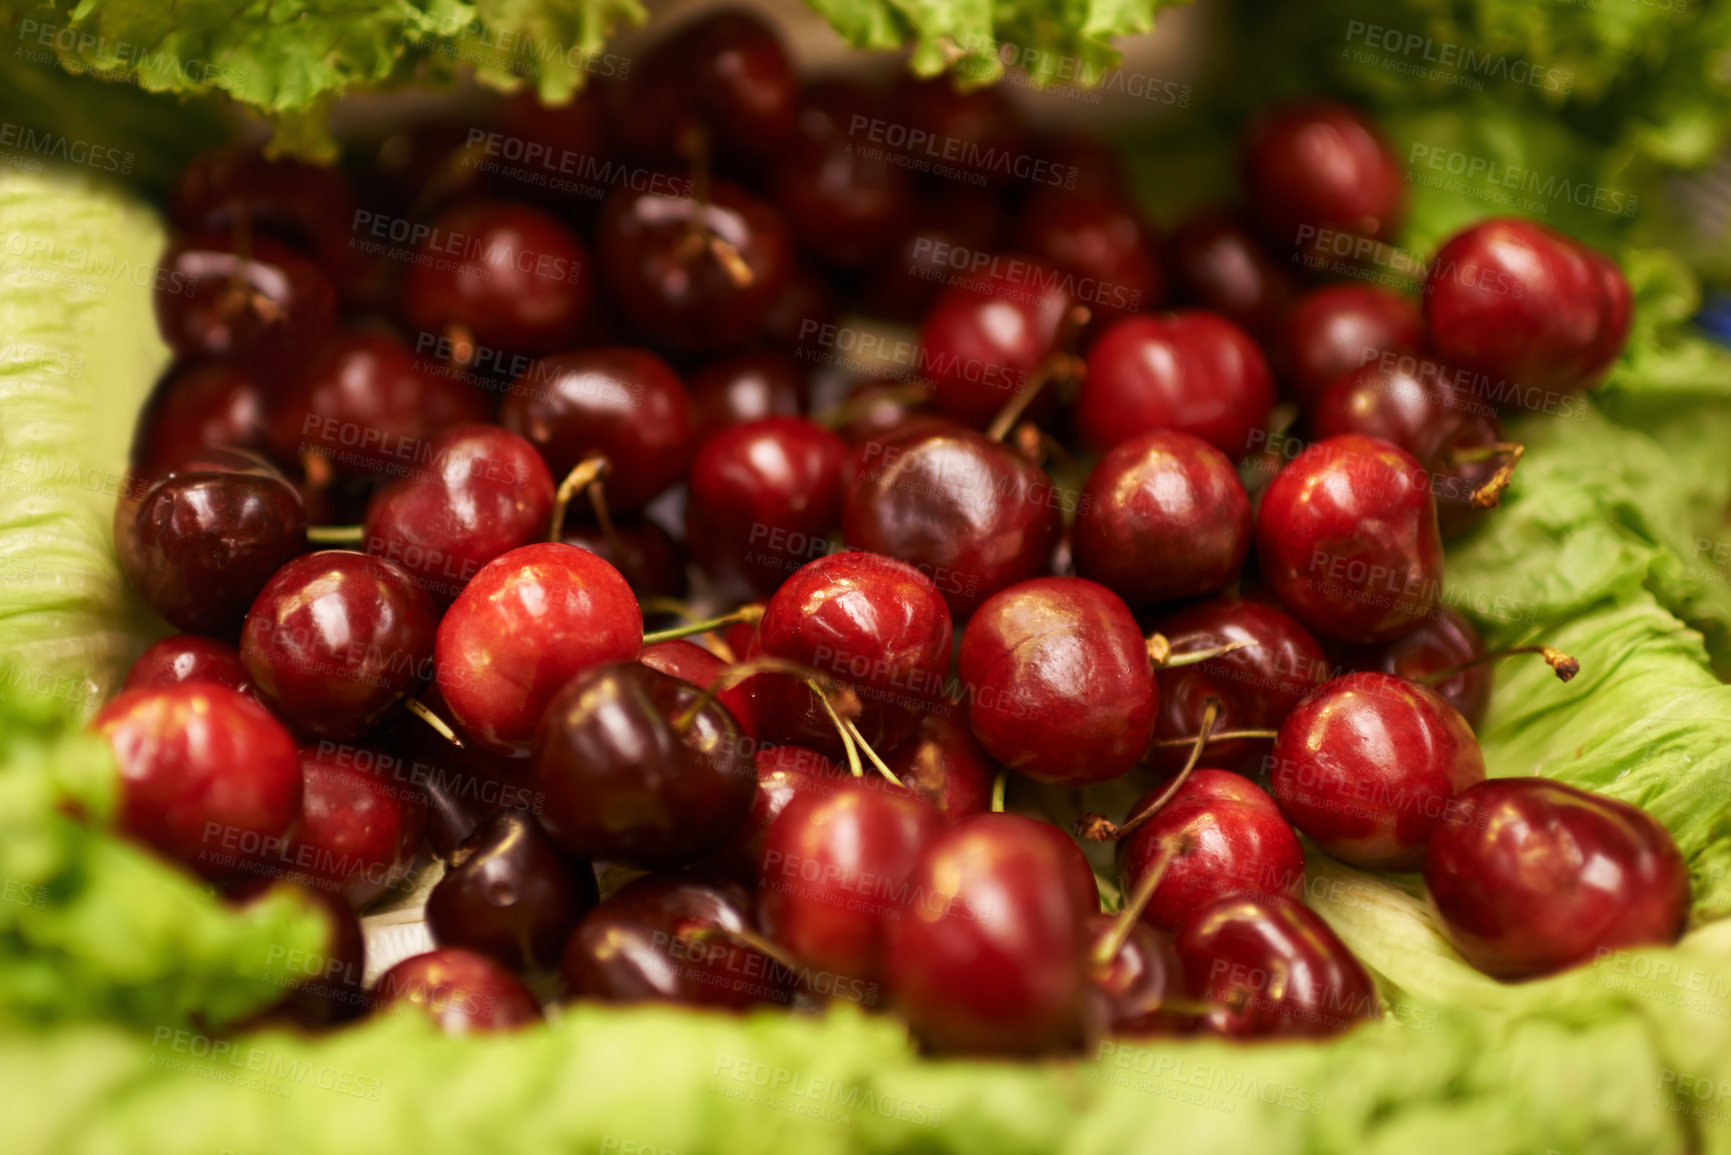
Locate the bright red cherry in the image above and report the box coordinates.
[1254,434,1444,644]
[1013,187,1163,322]
[1270,671,1485,871]
[435,543,641,754]
[372,948,542,1033]
[154,232,336,376]
[130,361,271,475]
[242,551,439,740]
[92,683,301,881]
[287,746,427,909]
[1275,284,1423,410]
[917,258,1073,429]
[1334,605,1491,728]
[995,812,1100,914]
[1241,99,1405,248]
[124,635,255,698]
[1072,430,1251,606]
[1424,217,1632,398]
[1078,311,1276,460]
[688,349,807,441]
[1166,210,1299,339]
[959,577,1157,787]
[1424,778,1689,980]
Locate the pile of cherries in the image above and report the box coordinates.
[96,7,1685,1053]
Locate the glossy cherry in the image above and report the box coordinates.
[1013,187,1163,321]
[1424,778,1689,980]
[130,361,272,475]
[638,639,759,740]
[1072,430,1252,606]
[372,948,542,1033]
[697,744,841,880]
[917,258,1073,429]
[885,714,996,823]
[1085,914,1190,1038]
[1254,434,1444,644]
[1276,284,1423,410]
[92,682,302,881]
[286,745,427,908]
[1241,99,1404,248]
[996,812,1100,914]
[561,517,690,607]
[435,543,641,754]
[688,348,807,441]
[154,232,336,376]
[124,635,255,698]
[1166,210,1299,339]
[1334,605,1491,728]
[959,577,1157,786]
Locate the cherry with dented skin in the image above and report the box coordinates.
[1241,99,1405,249]
[435,543,641,754]
[154,232,336,376]
[1167,210,1299,339]
[1270,671,1485,871]
[1335,604,1491,728]
[1073,430,1252,606]
[372,948,542,1033]
[1276,284,1423,410]
[960,577,1157,787]
[92,682,302,881]
[1424,778,1690,980]
[124,635,255,698]
[1255,434,1444,644]
[242,551,439,740]
[1176,892,1378,1039]
[917,259,1073,429]
[287,747,427,909]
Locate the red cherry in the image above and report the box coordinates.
[917,258,1073,429]
[998,812,1100,914]
[959,577,1157,787]
[884,714,996,823]
[688,349,808,440]
[241,551,439,740]
[485,89,611,212]
[1241,99,1405,248]
[130,361,271,476]
[1334,605,1490,728]
[1078,311,1275,459]
[154,232,336,376]
[638,639,759,739]
[561,517,689,608]
[1012,187,1163,321]
[889,76,1030,189]
[1072,430,1252,606]
[1270,672,1485,871]
[1275,284,1423,410]
[1166,210,1300,339]
[772,81,915,270]
[1254,434,1444,644]
[287,746,427,908]
[435,543,641,754]
[697,744,841,880]
[1085,913,1191,1037]
[170,146,358,280]
[124,635,255,698]
[372,948,542,1033]
[92,683,301,881]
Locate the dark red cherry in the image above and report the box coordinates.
[1275,284,1423,410]
[889,76,1030,188]
[561,517,690,608]
[697,744,841,880]
[372,948,542,1033]
[761,262,837,352]
[599,178,793,353]
[1241,99,1405,248]
[1013,187,1163,321]
[501,346,694,511]
[563,874,795,1009]
[484,89,611,211]
[1167,210,1300,339]
[1424,778,1689,980]
[92,682,301,881]
[917,257,1073,429]
[860,185,1011,322]
[843,426,1063,618]
[638,639,758,739]
[400,200,591,355]
[885,812,1089,1056]
[124,635,255,698]
[688,348,807,441]
[1147,597,1331,779]
[1254,434,1444,644]
[885,714,995,823]
[242,883,367,1027]
[959,577,1157,787]
[759,781,941,984]
[241,551,439,739]
[435,543,641,754]
[773,80,914,270]
[1118,769,1306,932]
[1176,893,1378,1039]
[391,685,541,858]
[1072,430,1251,606]
[363,423,555,605]
[1270,671,1485,871]
[1425,217,1632,398]
[1078,311,1275,460]
[1334,605,1490,728]
[686,417,848,596]
[286,745,427,908]
[1085,914,1190,1037]
[130,361,271,475]
[1037,132,1129,196]
[170,146,358,276]
[154,232,336,376]
[426,811,599,974]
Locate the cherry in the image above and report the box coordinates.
[371,947,542,1033]
[688,348,807,441]
[563,873,795,1009]
[1425,778,1689,980]
[427,811,599,973]
[400,200,591,355]
[598,178,793,353]
[1078,311,1275,460]
[1118,769,1306,932]
[685,417,848,596]
[917,257,1074,429]
[154,232,336,376]
[860,186,1010,322]
[1270,671,1485,871]
[1175,893,1378,1039]
[1166,210,1300,339]
[286,745,427,908]
[391,684,541,858]
[170,146,357,277]
[959,577,1157,786]
[241,551,439,740]
[884,811,1089,1055]
[1147,597,1330,779]
[130,361,271,476]
[362,423,555,604]
[1275,284,1423,410]
[435,543,641,754]
[885,714,996,823]
[1013,187,1163,321]
[1424,217,1632,397]
[843,425,1063,618]
[889,76,1030,188]
[484,89,611,212]
[759,781,941,984]
[561,517,690,608]
[1072,430,1252,606]
[1334,605,1491,728]
[1084,913,1190,1037]
[761,262,837,352]
[124,635,255,698]
[698,744,841,880]
[1241,99,1404,249]
[91,682,301,881]
[638,639,759,739]
[772,80,914,270]
[1254,434,1444,644]
[500,346,694,511]
[996,811,1101,913]
[115,448,307,636]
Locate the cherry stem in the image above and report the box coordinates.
[990,770,1007,814]
[641,604,764,647]
[444,323,478,367]
[845,718,905,789]
[1460,441,1526,510]
[668,655,813,734]
[549,456,612,544]
[404,697,464,748]
[813,688,865,779]
[306,525,366,545]
[638,596,699,620]
[1147,636,1251,669]
[1077,700,1219,843]
[1089,832,1191,971]
[1421,644,1580,685]
[1149,728,1278,748]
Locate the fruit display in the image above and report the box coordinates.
[7,1,1731,1152]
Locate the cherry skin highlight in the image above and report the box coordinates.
[124,635,255,698]
[1241,99,1405,248]
[1275,284,1423,410]
[371,948,543,1034]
